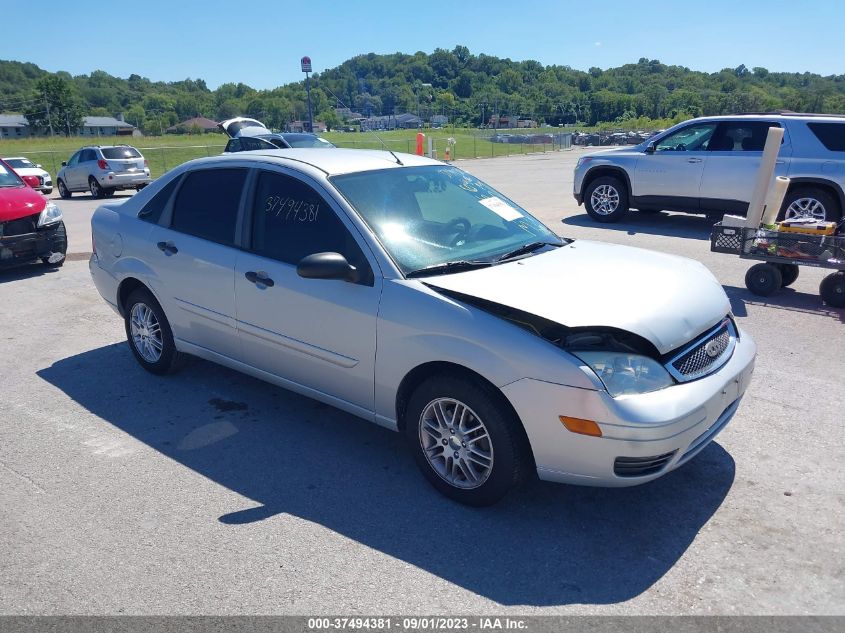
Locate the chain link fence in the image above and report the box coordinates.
[8,132,571,181]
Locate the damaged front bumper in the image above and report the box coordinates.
[0,221,67,269]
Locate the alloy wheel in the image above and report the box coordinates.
[785,197,826,221]
[590,184,620,215]
[418,398,494,490]
[130,303,163,363]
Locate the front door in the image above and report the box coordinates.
[633,121,718,210]
[146,167,248,361]
[234,168,381,414]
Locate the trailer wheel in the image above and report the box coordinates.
[777,264,800,287]
[745,263,782,297]
[820,272,845,308]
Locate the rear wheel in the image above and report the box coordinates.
[779,187,841,222]
[57,179,71,199]
[584,176,629,223]
[820,272,845,308]
[745,263,782,297]
[123,288,181,375]
[777,264,800,287]
[404,373,530,506]
[104,188,115,198]
[89,177,104,199]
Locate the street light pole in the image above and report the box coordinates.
[301,56,314,133]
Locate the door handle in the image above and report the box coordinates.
[775,160,786,165]
[245,271,275,287]
[156,241,178,255]
[687,157,703,163]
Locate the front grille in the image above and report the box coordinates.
[0,213,39,237]
[614,451,677,477]
[665,318,736,382]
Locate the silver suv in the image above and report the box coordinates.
[57,145,151,199]
[574,113,845,223]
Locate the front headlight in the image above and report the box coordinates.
[574,351,674,397]
[37,202,63,227]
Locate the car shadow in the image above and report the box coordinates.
[0,261,61,282]
[37,344,736,606]
[725,285,845,323]
[563,211,715,240]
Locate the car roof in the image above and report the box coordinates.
[1,156,28,160]
[185,148,441,176]
[688,113,845,123]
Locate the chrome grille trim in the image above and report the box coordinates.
[665,318,737,383]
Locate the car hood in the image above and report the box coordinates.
[11,167,47,177]
[425,241,730,355]
[0,185,46,222]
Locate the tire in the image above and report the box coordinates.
[89,177,104,199]
[57,179,71,199]
[779,187,841,222]
[584,176,629,223]
[820,272,845,308]
[136,184,147,191]
[123,288,181,375]
[104,188,115,198]
[745,263,783,297]
[404,373,530,506]
[777,263,800,287]
[43,188,53,195]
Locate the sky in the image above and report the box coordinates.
[2,0,842,90]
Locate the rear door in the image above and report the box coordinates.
[698,120,791,214]
[146,167,249,361]
[632,121,717,210]
[234,168,381,414]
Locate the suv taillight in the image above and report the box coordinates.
[97,159,110,170]
[143,159,149,168]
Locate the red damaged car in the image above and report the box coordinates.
[0,157,66,269]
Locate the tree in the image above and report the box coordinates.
[24,76,84,136]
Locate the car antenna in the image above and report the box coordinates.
[320,82,403,166]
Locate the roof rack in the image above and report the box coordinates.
[730,110,845,117]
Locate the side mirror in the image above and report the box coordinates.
[61,161,68,167]
[644,141,656,154]
[36,163,42,168]
[297,252,361,283]
[21,175,41,189]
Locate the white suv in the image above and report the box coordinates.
[574,113,845,223]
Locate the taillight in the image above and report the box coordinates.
[97,159,110,170]
[91,229,97,256]
[143,159,149,168]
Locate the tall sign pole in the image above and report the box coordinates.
[301,56,314,133]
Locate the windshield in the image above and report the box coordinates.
[331,165,561,274]
[5,158,35,169]
[284,135,336,148]
[0,163,23,187]
[102,147,142,159]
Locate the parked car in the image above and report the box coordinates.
[2,156,53,194]
[574,113,845,222]
[57,145,151,199]
[0,158,66,269]
[89,148,756,505]
[219,117,335,152]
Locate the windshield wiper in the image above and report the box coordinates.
[406,260,492,278]
[496,241,561,262]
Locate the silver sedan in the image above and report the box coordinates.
[89,149,756,505]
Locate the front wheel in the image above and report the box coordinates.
[820,272,845,308]
[404,373,530,506]
[123,288,181,375]
[57,179,71,199]
[745,263,782,297]
[584,176,629,223]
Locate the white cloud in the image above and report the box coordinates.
[594,41,602,47]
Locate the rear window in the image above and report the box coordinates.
[102,147,142,159]
[807,123,845,151]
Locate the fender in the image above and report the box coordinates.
[785,177,845,211]
[581,164,633,199]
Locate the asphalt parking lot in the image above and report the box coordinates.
[2,149,843,615]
